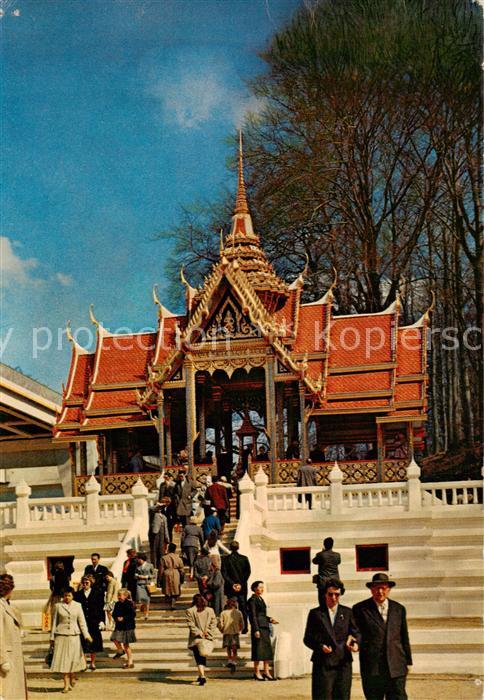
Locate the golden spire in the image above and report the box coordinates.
[234,130,249,215]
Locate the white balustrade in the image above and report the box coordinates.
[98,496,133,520]
[28,498,85,522]
[342,482,408,509]
[267,486,330,512]
[0,502,16,527]
[422,481,482,507]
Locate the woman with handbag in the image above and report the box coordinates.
[186,594,218,686]
[104,571,120,631]
[50,587,93,693]
[134,553,154,621]
[158,543,185,610]
[247,580,278,681]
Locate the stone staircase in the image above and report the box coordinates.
[23,520,255,679]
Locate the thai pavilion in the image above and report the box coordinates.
[54,141,430,495]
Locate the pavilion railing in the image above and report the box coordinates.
[74,463,217,496]
[248,459,409,485]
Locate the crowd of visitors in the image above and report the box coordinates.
[0,460,412,700]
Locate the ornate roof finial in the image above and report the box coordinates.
[89,304,100,328]
[219,228,224,256]
[234,130,249,215]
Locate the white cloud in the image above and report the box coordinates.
[54,272,74,287]
[148,61,265,130]
[0,237,41,288]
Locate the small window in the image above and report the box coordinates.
[355,544,388,572]
[280,547,311,574]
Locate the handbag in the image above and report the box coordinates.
[194,637,214,656]
[45,645,54,668]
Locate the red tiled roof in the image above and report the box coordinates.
[273,288,300,335]
[93,332,156,385]
[395,382,422,402]
[397,327,424,375]
[61,407,82,423]
[293,304,329,353]
[328,314,394,366]
[82,413,149,427]
[327,370,393,394]
[385,409,422,418]
[323,398,391,409]
[87,389,139,411]
[65,352,94,402]
[154,316,183,366]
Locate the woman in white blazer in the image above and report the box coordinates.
[50,587,92,693]
[0,576,27,700]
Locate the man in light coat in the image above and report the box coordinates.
[352,573,412,700]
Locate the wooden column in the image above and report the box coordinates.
[184,359,196,473]
[276,383,285,459]
[166,399,173,466]
[299,381,308,462]
[80,441,87,474]
[376,422,383,480]
[199,382,206,460]
[265,357,277,483]
[157,391,166,468]
[408,423,414,461]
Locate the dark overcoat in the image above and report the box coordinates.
[303,604,360,668]
[352,597,412,678]
[74,588,104,652]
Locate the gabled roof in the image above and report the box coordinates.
[54,139,430,439]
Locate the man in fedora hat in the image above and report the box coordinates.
[353,573,412,700]
[304,578,360,699]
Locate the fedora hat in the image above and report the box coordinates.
[366,572,396,588]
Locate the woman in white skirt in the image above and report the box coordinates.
[50,587,92,693]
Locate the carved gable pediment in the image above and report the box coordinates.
[203,294,259,342]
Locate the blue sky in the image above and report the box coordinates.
[1,0,300,392]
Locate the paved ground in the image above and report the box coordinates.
[27,674,483,699]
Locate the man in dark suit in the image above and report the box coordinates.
[83,553,109,594]
[221,540,251,633]
[304,578,360,700]
[312,537,341,606]
[352,573,412,700]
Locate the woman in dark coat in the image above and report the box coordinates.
[74,576,104,670]
[121,548,138,603]
[247,580,278,681]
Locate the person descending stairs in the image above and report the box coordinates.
[22,507,252,680]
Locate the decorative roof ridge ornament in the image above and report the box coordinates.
[180,266,198,310]
[402,291,435,328]
[152,284,176,320]
[302,266,337,305]
[335,293,401,319]
[66,320,89,355]
[234,130,249,215]
[288,253,309,290]
[88,304,108,336]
